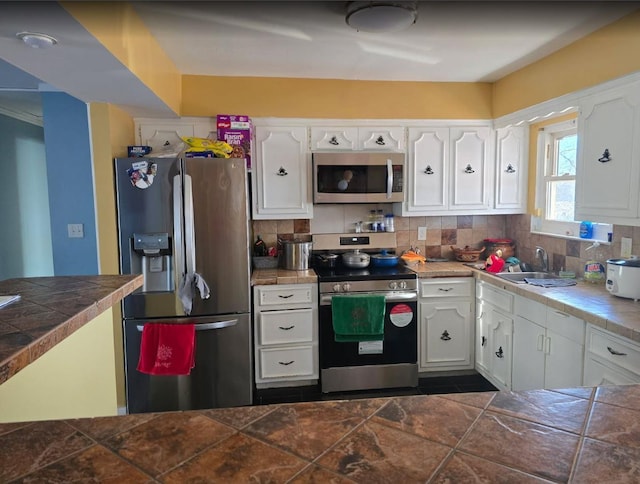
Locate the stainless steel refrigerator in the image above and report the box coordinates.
[114,155,252,413]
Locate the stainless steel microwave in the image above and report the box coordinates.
[312,152,405,203]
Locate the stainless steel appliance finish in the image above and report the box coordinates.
[312,151,405,203]
[313,233,418,394]
[114,156,253,413]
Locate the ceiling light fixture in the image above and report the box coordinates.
[16,32,58,49]
[346,1,418,33]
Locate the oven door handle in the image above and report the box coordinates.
[320,292,417,306]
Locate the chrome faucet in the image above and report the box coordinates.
[535,246,549,273]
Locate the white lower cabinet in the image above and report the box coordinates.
[418,278,474,372]
[475,280,514,391]
[583,324,640,386]
[253,284,318,388]
[512,296,585,391]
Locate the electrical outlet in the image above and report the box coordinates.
[68,223,84,238]
[621,237,632,258]
[417,226,427,241]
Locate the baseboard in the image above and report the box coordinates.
[117,406,127,416]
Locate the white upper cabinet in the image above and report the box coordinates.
[575,83,640,224]
[311,127,405,151]
[450,126,492,211]
[494,126,528,212]
[405,127,449,213]
[252,126,313,219]
[398,124,496,216]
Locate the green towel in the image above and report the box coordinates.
[331,295,385,342]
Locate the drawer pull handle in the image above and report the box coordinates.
[495,346,504,359]
[278,325,295,331]
[441,330,452,341]
[278,360,295,366]
[438,287,453,292]
[481,336,487,347]
[607,346,627,356]
[278,294,294,299]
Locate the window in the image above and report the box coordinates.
[533,119,611,241]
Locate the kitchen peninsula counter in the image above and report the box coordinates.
[2,383,640,482]
[0,275,143,385]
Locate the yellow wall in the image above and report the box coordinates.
[88,103,134,409]
[0,309,118,423]
[62,1,182,115]
[182,76,493,119]
[493,9,640,118]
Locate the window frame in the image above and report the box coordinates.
[532,118,611,242]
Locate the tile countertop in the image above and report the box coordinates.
[2,384,640,482]
[0,274,143,385]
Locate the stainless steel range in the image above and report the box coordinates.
[312,233,418,393]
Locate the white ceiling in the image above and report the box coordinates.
[0,1,638,121]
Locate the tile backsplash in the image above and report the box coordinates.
[252,207,640,278]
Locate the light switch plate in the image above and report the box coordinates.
[68,223,84,238]
[417,226,427,241]
[621,237,632,258]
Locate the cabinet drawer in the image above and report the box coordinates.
[259,346,315,379]
[256,285,314,307]
[259,309,314,345]
[514,295,546,322]
[420,278,473,298]
[546,308,585,344]
[587,326,640,376]
[477,281,514,312]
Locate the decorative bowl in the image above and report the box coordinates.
[451,245,485,262]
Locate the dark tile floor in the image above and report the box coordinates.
[254,372,498,405]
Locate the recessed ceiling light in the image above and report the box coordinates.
[16,32,58,49]
[346,2,418,33]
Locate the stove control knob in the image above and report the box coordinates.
[333,284,341,292]
[399,281,407,289]
[342,283,351,292]
[389,281,398,290]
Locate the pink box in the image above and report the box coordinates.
[217,115,252,169]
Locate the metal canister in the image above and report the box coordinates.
[280,240,313,270]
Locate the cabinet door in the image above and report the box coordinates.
[359,127,405,151]
[475,301,492,372]
[450,126,492,211]
[489,307,513,391]
[575,85,640,221]
[512,316,545,391]
[583,355,640,386]
[544,329,584,389]
[310,127,357,150]
[253,126,312,219]
[406,127,449,212]
[495,126,527,212]
[419,300,472,371]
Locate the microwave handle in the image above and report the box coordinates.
[386,158,393,199]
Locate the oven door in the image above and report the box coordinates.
[313,152,404,203]
[319,291,417,368]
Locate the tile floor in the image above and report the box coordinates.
[254,372,498,405]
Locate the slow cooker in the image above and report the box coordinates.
[606,258,640,301]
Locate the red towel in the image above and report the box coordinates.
[137,323,196,376]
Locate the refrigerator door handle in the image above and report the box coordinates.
[183,173,196,275]
[173,174,185,284]
[136,319,238,332]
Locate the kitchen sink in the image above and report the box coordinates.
[495,271,557,283]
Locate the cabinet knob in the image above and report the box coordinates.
[329,136,339,145]
[495,346,504,358]
[277,167,288,176]
[423,165,434,175]
[440,330,452,341]
[464,164,475,174]
[505,164,516,173]
[598,149,611,163]
[375,135,386,145]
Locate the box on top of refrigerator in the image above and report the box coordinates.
[217,115,252,168]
